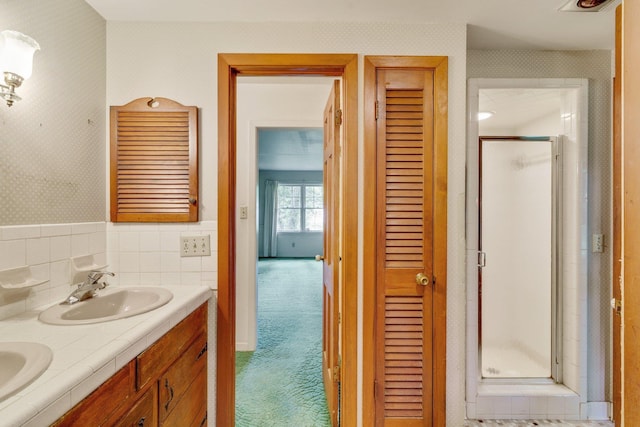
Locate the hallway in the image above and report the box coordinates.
[235,259,330,426]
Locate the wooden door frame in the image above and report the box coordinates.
[613,4,621,425]
[362,55,448,426]
[217,53,358,427]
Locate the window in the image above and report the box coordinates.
[277,184,323,232]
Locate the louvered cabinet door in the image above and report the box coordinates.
[375,69,434,426]
[110,97,198,222]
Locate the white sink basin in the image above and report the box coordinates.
[0,342,52,402]
[38,287,173,325]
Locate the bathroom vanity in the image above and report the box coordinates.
[52,303,208,426]
[0,286,212,426]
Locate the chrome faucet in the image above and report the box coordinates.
[63,270,115,305]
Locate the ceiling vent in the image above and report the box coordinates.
[559,0,615,12]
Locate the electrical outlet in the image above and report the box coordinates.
[239,206,248,219]
[592,234,604,253]
[180,235,211,257]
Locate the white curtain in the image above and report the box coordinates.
[263,180,279,257]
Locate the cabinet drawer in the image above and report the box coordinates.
[136,304,207,390]
[161,368,207,427]
[109,385,158,427]
[159,332,207,420]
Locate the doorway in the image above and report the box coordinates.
[217,53,358,427]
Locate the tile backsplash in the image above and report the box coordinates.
[106,221,217,290]
[0,220,218,321]
[0,222,106,320]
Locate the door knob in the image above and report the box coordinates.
[415,273,430,286]
[315,255,324,261]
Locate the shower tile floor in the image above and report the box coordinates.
[464,420,613,426]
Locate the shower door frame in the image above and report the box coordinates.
[477,135,562,384]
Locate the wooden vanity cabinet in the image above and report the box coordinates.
[52,303,208,427]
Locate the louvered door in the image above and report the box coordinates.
[375,68,435,426]
[110,97,198,222]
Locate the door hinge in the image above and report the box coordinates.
[375,100,379,120]
[335,108,343,126]
[338,312,341,324]
[333,355,342,382]
[611,298,622,316]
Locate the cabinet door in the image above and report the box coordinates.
[161,369,207,427]
[110,386,158,427]
[159,333,207,421]
[52,361,135,427]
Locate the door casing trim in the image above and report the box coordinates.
[217,53,358,427]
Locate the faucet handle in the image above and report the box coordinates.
[87,270,115,283]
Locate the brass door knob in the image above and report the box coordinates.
[415,273,430,286]
[315,255,324,261]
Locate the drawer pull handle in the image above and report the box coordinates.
[137,417,146,427]
[164,378,174,411]
[196,342,208,361]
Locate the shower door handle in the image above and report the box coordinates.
[415,273,430,286]
[478,251,486,267]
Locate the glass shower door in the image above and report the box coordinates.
[479,137,558,379]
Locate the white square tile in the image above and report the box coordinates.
[529,396,548,415]
[41,224,72,237]
[160,231,181,252]
[2,225,40,240]
[548,396,565,415]
[511,397,529,415]
[27,238,50,265]
[140,272,162,286]
[180,256,201,272]
[50,236,71,261]
[119,252,140,273]
[71,234,90,257]
[89,231,106,254]
[118,232,140,252]
[139,231,161,252]
[139,252,161,272]
[71,223,98,234]
[161,252,180,272]
[181,271,201,286]
[1,239,26,268]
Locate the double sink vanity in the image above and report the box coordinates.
[0,281,212,426]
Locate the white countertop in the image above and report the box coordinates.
[0,285,213,427]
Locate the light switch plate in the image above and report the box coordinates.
[181,235,211,257]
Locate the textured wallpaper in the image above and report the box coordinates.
[468,50,613,403]
[0,0,106,225]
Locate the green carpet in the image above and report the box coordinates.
[236,258,331,427]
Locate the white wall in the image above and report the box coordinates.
[0,0,106,226]
[106,21,468,426]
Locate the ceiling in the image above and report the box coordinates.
[258,128,324,171]
[85,0,620,50]
[479,88,563,132]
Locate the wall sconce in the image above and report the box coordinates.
[0,30,40,107]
